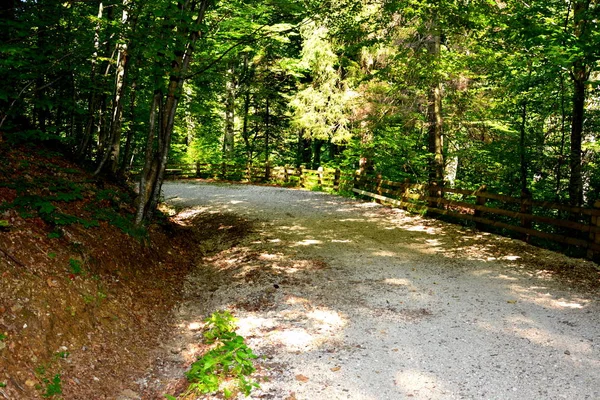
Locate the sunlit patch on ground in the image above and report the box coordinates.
[394,370,450,399]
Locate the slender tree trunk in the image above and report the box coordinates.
[242,90,252,160]
[77,2,104,161]
[312,139,323,170]
[556,74,568,201]
[427,30,444,189]
[135,0,211,225]
[120,80,137,175]
[223,61,236,159]
[96,0,132,176]
[264,96,270,163]
[569,76,586,206]
[568,0,591,207]
[519,101,528,193]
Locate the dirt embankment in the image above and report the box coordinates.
[0,144,203,399]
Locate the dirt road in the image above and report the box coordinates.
[153,180,600,399]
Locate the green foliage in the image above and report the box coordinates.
[34,365,62,399]
[68,259,83,275]
[41,374,62,398]
[0,333,6,341]
[182,311,259,398]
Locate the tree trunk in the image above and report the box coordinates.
[568,0,591,207]
[135,0,211,225]
[77,2,105,161]
[427,30,443,189]
[264,96,270,164]
[519,100,528,193]
[223,61,236,159]
[119,80,137,175]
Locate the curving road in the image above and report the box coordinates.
[159,180,600,400]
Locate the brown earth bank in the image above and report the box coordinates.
[0,142,208,399]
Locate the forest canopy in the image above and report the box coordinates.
[1,0,599,223]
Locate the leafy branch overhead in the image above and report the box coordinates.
[1,0,599,224]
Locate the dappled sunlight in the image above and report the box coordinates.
[372,250,397,257]
[236,302,348,352]
[294,239,323,246]
[394,370,451,399]
[271,329,315,349]
[259,252,283,261]
[172,206,211,223]
[509,284,590,310]
[307,308,345,328]
[383,278,411,286]
[501,314,595,355]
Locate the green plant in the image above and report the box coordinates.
[0,382,6,388]
[68,258,83,275]
[41,374,62,398]
[183,311,259,398]
[0,333,6,341]
[48,230,62,239]
[34,365,62,399]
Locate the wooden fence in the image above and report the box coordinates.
[352,174,600,260]
[161,162,354,191]
[157,162,600,260]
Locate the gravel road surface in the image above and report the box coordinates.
[156,180,600,400]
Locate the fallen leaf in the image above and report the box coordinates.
[295,374,309,382]
[285,392,297,400]
[507,300,517,304]
[47,277,59,288]
[330,366,341,372]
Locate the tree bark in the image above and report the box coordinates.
[568,0,591,207]
[77,2,105,161]
[519,100,528,193]
[223,61,236,159]
[96,0,131,176]
[135,0,211,225]
[427,30,444,189]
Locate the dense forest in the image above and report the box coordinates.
[1,0,599,224]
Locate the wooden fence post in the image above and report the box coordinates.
[317,166,324,186]
[353,170,361,191]
[520,189,532,243]
[427,182,439,209]
[221,162,226,179]
[474,184,487,230]
[374,173,383,203]
[264,161,271,181]
[588,200,600,261]
[195,161,201,177]
[333,168,341,191]
[297,166,304,187]
[401,179,410,202]
[283,165,289,183]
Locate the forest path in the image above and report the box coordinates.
[153,180,600,400]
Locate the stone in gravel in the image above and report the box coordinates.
[116,389,141,400]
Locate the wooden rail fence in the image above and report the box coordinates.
[152,162,600,260]
[352,174,600,260]
[159,162,354,191]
